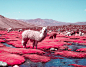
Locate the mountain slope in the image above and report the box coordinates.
[0,15,39,29]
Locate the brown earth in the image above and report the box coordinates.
[0,15,42,30]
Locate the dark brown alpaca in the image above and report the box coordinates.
[49,32,57,39]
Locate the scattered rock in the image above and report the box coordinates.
[0,61,7,67]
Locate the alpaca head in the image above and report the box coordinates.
[7,28,12,32]
[42,26,47,33]
[40,26,47,37]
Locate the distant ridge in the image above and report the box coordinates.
[19,18,70,26]
[72,22,86,25]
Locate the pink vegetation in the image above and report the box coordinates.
[55,51,86,59]
[0,53,25,66]
[76,48,86,52]
[0,39,5,42]
[29,42,64,50]
[23,54,51,63]
[0,47,45,55]
[69,64,86,67]
[0,43,6,47]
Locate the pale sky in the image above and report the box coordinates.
[0,0,86,23]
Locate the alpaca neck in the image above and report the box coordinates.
[40,30,44,37]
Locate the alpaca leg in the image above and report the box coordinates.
[33,41,38,49]
[49,36,53,39]
[33,41,35,49]
[52,36,53,39]
[22,39,28,48]
[22,40,25,48]
[35,41,38,49]
[54,34,56,39]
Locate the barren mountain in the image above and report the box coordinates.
[20,18,70,26]
[0,15,39,29]
[19,18,86,26]
[0,15,86,30]
[72,22,86,25]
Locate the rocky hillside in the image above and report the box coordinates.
[0,15,40,29]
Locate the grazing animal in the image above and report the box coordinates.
[22,27,47,49]
[82,33,84,36]
[79,31,82,36]
[65,31,71,36]
[79,32,84,36]
[49,32,57,39]
[7,28,12,33]
[18,29,22,32]
[71,31,76,36]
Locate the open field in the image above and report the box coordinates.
[0,29,86,67]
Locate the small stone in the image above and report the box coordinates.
[50,48,55,51]
[0,61,7,66]
[13,65,19,67]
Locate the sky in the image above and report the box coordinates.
[0,0,86,23]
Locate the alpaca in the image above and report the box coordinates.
[79,31,84,36]
[82,33,84,36]
[22,27,47,49]
[65,31,71,36]
[7,28,12,33]
[49,32,57,39]
[70,31,80,36]
[18,29,22,32]
[70,31,76,36]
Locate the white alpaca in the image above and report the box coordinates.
[79,31,82,36]
[79,31,84,36]
[82,33,84,36]
[22,27,47,49]
[65,31,71,36]
[18,29,22,32]
[7,28,12,33]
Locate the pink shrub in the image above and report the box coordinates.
[55,51,86,59]
[0,53,25,66]
[23,54,51,63]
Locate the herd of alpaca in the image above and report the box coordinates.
[7,27,84,49]
[65,31,84,36]
[22,27,47,49]
[7,28,22,32]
